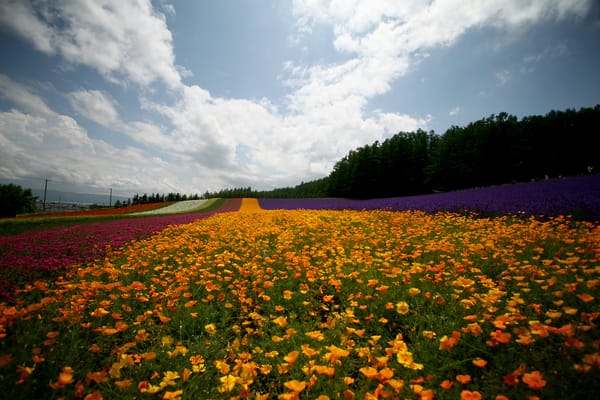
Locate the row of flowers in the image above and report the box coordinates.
[1,208,598,399]
[259,174,600,220]
[0,199,241,301]
[130,199,215,215]
[16,202,177,219]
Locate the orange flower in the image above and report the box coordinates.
[577,293,594,303]
[90,307,110,317]
[273,316,288,327]
[522,370,547,390]
[84,392,103,400]
[489,330,511,344]
[305,330,325,341]
[439,330,461,351]
[86,371,108,384]
[114,378,133,388]
[115,321,128,332]
[472,358,487,367]
[503,364,526,387]
[323,345,350,363]
[284,380,307,392]
[99,327,119,336]
[189,355,205,365]
[49,366,74,389]
[284,351,299,364]
[456,374,472,384]
[440,379,453,390]
[461,390,482,400]
[378,367,394,381]
[360,366,379,379]
[163,390,183,399]
[0,354,14,367]
[314,365,336,376]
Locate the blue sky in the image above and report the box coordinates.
[0,0,599,197]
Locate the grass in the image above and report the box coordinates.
[1,207,598,399]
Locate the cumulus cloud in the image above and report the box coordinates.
[0,74,53,116]
[495,69,512,86]
[0,0,181,88]
[68,89,120,127]
[0,76,194,193]
[449,106,461,117]
[0,0,594,191]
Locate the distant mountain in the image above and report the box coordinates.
[0,178,130,206]
[30,188,129,206]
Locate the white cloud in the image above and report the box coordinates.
[68,89,119,127]
[0,1,55,54]
[449,106,461,117]
[0,74,53,116]
[1,1,595,192]
[522,41,570,73]
[495,69,512,86]
[0,0,181,88]
[0,76,195,193]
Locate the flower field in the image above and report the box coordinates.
[259,174,600,221]
[1,199,599,399]
[0,199,241,301]
[18,202,177,219]
[131,200,216,215]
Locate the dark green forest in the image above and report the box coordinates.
[328,105,600,198]
[211,105,598,199]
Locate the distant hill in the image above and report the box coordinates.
[30,188,128,206]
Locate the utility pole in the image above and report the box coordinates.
[43,178,49,211]
[109,188,112,207]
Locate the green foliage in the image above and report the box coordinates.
[0,183,37,218]
[127,192,201,205]
[202,178,331,199]
[327,105,600,198]
[328,129,436,198]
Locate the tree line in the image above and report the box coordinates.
[0,183,37,217]
[263,105,599,199]
[201,179,330,199]
[4,105,598,215]
[115,192,201,207]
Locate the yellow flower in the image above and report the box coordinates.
[214,359,230,374]
[218,374,237,393]
[204,323,217,335]
[272,316,288,327]
[422,330,437,339]
[305,330,325,341]
[284,379,307,392]
[395,301,409,314]
[284,351,299,364]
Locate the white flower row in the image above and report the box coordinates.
[130,199,212,215]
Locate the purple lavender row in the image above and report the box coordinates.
[0,199,241,301]
[259,175,600,220]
